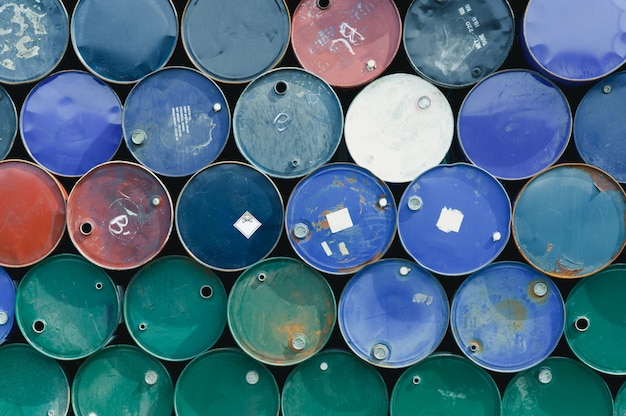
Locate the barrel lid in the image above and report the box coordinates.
[450,261,564,373]
[390,353,500,416]
[0,343,70,415]
[174,348,280,416]
[574,71,626,183]
[181,0,290,84]
[71,0,178,84]
[124,255,227,361]
[71,344,173,416]
[0,85,17,159]
[233,67,343,179]
[291,0,401,88]
[0,268,15,344]
[501,357,613,415]
[458,69,571,180]
[15,253,120,360]
[398,163,511,276]
[338,258,449,368]
[227,257,336,366]
[614,379,626,416]
[0,159,66,268]
[0,0,69,84]
[20,70,123,177]
[523,0,626,83]
[176,162,284,271]
[123,66,230,177]
[513,163,626,278]
[285,163,396,275]
[344,73,453,183]
[281,349,389,416]
[404,0,514,88]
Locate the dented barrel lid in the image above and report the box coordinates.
[0,267,15,344]
[0,85,17,160]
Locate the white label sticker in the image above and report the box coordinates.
[436,207,464,233]
[234,211,261,239]
[172,105,192,141]
[321,241,333,256]
[412,293,434,305]
[326,208,353,233]
[338,242,349,256]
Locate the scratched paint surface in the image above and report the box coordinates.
[0,267,15,344]
[0,85,17,159]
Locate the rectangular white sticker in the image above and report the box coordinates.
[326,207,353,233]
[338,242,349,256]
[436,207,464,233]
[321,241,333,256]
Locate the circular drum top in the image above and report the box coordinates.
[615,380,626,416]
[338,258,449,368]
[450,261,564,373]
[523,0,626,83]
[285,163,397,275]
[458,69,571,180]
[404,0,515,88]
[398,163,511,276]
[227,257,336,366]
[344,73,454,183]
[501,357,613,416]
[513,164,626,278]
[124,255,227,362]
[174,348,280,416]
[182,0,290,84]
[574,71,626,183]
[0,85,17,160]
[0,0,69,84]
[123,67,230,177]
[20,70,123,177]
[0,267,15,344]
[291,0,402,88]
[176,162,284,271]
[15,254,120,360]
[0,159,66,268]
[71,0,178,84]
[233,67,343,179]
[67,161,173,270]
[390,353,501,416]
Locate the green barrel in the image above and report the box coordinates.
[15,253,120,360]
[390,353,500,415]
[614,380,626,416]
[174,348,280,416]
[124,255,227,361]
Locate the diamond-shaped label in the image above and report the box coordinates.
[234,211,261,239]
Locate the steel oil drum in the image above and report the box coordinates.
[285,163,396,275]
[291,0,402,88]
[176,162,283,271]
[338,258,448,368]
[501,357,613,415]
[0,159,66,268]
[344,73,453,183]
[390,353,501,416]
[0,0,69,84]
[122,67,230,177]
[512,164,626,278]
[0,343,70,415]
[403,0,515,88]
[71,344,173,416]
[281,349,388,416]
[615,380,626,416]
[0,267,15,345]
[398,163,511,276]
[70,0,178,84]
[450,261,564,373]
[174,348,280,416]
[233,67,343,179]
[67,161,173,270]
[181,0,290,84]
[227,257,336,366]
[0,85,17,160]
[457,69,571,180]
[124,255,227,361]
[20,70,123,177]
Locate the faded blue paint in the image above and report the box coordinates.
[0,85,17,159]
[0,267,15,344]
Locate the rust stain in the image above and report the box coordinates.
[337,250,383,274]
[555,258,584,277]
[496,299,526,330]
[546,243,553,253]
[332,179,345,187]
[583,166,619,192]
[346,176,357,183]
[276,323,306,335]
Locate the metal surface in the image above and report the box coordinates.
[512,164,626,278]
[20,70,123,177]
[233,67,343,178]
[615,380,626,416]
[123,67,230,177]
[285,163,396,275]
[0,267,15,344]
[0,85,17,159]
[457,69,571,180]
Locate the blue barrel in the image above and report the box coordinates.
[20,70,123,177]
[0,85,17,160]
[338,258,448,368]
[398,163,511,276]
[0,0,69,84]
[450,261,564,373]
[285,163,396,275]
[0,267,15,344]
[457,69,571,180]
[123,67,230,177]
[233,67,343,178]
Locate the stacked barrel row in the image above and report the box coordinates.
[1,0,626,415]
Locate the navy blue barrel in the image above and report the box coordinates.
[0,85,17,160]
[0,267,15,345]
